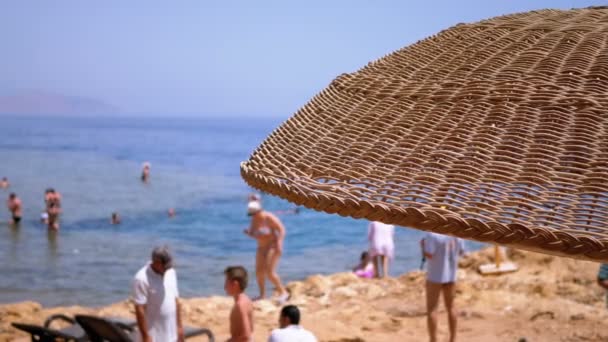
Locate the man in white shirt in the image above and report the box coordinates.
[268,305,317,342]
[421,232,465,342]
[132,246,184,342]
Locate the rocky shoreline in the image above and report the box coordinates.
[2,247,607,341]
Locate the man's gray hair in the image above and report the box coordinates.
[151,246,173,268]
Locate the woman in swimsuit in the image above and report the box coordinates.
[45,188,62,230]
[243,200,288,303]
[353,251,375,279]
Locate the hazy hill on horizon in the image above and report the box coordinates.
[0,90,119,116]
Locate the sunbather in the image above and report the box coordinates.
[353,251,375,278]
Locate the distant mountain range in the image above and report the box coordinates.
[0,90,119,115]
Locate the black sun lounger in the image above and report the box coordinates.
[75,314,214,342]
[12,314,87,342]
[12,314,136,342]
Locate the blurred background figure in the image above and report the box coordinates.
[248,192,261,203]
[141,162,151,183]
[44,188,62,230]
[111,212,121,225]
[0,177,9,189]
[597,263,608,308]
[7,192,22,225]
[368,221,395,278]
[40,212,49,225]
[421,232,466,342]
[353,251,375,279]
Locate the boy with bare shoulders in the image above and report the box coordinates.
[224,266,253,342]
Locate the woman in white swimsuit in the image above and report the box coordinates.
[244,200,288,302]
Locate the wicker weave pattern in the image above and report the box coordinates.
[241,7,608,261]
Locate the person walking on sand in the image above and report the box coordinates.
[243,200,288,303]
[421,232,465,342]
[268,305,317,342]
[44,188,62,230]
[132,246,184,342]
[368,221,395,278]
[597,263,608,308]
[225,265,253,342]
[6,193,22,225]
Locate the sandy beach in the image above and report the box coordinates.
[1,246,607,341]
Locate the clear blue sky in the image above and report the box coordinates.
[0,1,601,117]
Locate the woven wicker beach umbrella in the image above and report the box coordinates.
[241,7,608,262]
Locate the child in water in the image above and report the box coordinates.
[353,251,375,278]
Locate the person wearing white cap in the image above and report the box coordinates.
[248,192,261,203]
[244,200,288,303]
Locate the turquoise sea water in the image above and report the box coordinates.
[0,116,482,307]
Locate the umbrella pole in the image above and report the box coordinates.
[478,245,518,275]
[495,245,502,269]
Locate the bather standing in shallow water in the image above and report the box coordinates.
[6,193,22,225]
[243,200,288,303]
[111,212,121,225]
[141,162,151,183]
[45,188,62,230]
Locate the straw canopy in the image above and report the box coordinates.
[241,7,608,262]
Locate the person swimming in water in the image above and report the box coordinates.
[0,177,9,189]
[111,212,121,225]
[45,188,62,230]
[141,162,151,183]
[167,208,176,218]
[273,207,300,216]
[6,193,22,225]
[243,200,288,303]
